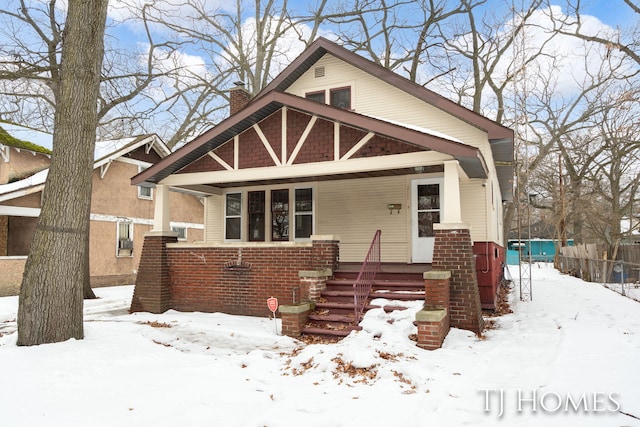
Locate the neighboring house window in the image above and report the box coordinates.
[271,189,289,241]
[294,188,313,239]
[248,191,266,241]
[225,193,242,240]
[137,166,153,199]
[172,226,187,241]
[117,221,134,257]
[330,87,351,109]
[305,91,325,104]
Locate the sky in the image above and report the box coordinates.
[1,0,635,150]
[0,264,639,426]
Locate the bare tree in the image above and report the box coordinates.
[546,0,640,66]
[17,0,109,346]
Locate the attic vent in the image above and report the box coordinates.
[314,66,325,78]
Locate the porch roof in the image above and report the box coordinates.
[132,91,489,188]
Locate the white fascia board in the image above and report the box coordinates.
[0,205,41,217]
[0,183,46,203]
[160,151,452,187]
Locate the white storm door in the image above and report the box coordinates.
[411,178,443,263]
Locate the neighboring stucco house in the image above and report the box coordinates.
[129,38,513,334]
[0,132,204,295]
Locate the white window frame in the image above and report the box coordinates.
[293,187,314,241]
[224,192,243,241]
[137,165,153,200]
[116,220,134,257]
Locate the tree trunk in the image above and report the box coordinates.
[17,0,108,346]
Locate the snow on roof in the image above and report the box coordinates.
[94,137,138,162]
[0,168,48,197]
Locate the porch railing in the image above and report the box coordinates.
[353,230,381,324]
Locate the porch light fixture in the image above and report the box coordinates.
[388,203,402,214]
[413,166,425,173]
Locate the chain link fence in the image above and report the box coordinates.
[558,256,640,302]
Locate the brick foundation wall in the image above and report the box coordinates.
[131,237,339,317]
[432,227,484,334]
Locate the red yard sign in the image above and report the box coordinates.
[267,297,278,313]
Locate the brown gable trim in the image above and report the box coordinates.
[256,37,513,141]
[132,92,488,185]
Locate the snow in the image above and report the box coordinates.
[1,264,639,426]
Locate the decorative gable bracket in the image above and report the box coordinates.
[100,161,112,179]
[0,144,9,162]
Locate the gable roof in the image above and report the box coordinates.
[257,38,513,143]
[132,91,488,186]
[133,38,513,200]
[0,134,167,202]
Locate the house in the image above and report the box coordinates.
[129,38,514,336]
[0,132,204,295]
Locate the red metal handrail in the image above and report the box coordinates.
[353,230,381,324]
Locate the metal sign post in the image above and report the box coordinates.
[267,297,279,335]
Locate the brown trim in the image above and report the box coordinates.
[132,91,488,186]
[304,90,325,103]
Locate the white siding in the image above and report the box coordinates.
[205,194,223,242]
[317,175,410,262]
[287,54,496,165]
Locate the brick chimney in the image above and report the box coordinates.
[229,81,251,115]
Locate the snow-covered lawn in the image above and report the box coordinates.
[1,264,639,426]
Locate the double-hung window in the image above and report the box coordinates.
[271,189,289,241]
[225,193,242,240]
[117,220,133,257]
[137,166,153,199]
[294,188,313,239]
[248,191,266,241]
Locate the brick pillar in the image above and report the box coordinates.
[416,309,449,350]
[279,302,314,337]
[424,270,451,311]
[299,268,332,302]
[311,235,340,271]
[432,227,484,334]
[130,233,177,313]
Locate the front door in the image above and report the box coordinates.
[411,178,443,263]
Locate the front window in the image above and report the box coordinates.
[248,191,266,241]
[295,188,313,239]
[225,193,242,240]
[271,189,289,241]
[117,220,133,257]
